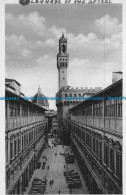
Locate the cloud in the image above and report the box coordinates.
[22,48,31,57]
[6,12,46,38]
[6,12,13,20]
[94,14,122,37]
[6,34,25,46]
[5,11,122,109]
[45,39,56,47]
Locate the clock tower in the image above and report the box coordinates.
[57,33,69,90]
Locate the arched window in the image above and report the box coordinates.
[62,44,66,53]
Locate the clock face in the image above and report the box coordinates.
[62,44,66,53]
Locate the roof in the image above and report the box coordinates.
[59,33,67,42]
[5,78,21,86]
[5,83,15,90]
[69,79,122,112]
[113,71,123,74]
[5,89,47,111]
[47,114,57,118]
[33,88,49,107]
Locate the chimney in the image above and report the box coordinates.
[112,71,123,84]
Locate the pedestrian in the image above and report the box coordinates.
[59,190,60,194]
[70,187,72,194]
[49,180,51,185]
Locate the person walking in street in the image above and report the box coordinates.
[70,186,72,194]
[59,190,60,194]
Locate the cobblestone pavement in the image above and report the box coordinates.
[24,140,89,194]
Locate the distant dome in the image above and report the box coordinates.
[32,86,49,109]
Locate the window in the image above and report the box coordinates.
[94,103,99,116]
[99,142,102,159]
[22,136,24,149]
[110,148,114,171]
[10,142,13,159]
[93,138,95,153]
[117,98,122,117]
[105,98,122,117]
[96,140,98,155]
[104,145,109,166]
[18,138,20,153]
[9,102,20,117]
[99,102,103,116]
[22,106,28,117]
[5,101,7,117]
[89,136,91,149]
[116,152,122,178]
[14,140,16,156]
[87,105,92,116]
[6,142,8,163]
[82,131,85,142]
[86,134,88,145]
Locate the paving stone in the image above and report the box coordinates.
[24,142,89,194]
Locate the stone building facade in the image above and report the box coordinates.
[52,114,58,135]
[56,34,102,144]
[5,79,47,194]
[68,79,122,194]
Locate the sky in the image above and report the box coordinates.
[5,4,122,110]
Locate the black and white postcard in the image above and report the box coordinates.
[0,0,125,194]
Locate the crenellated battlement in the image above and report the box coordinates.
[57,86,102,94]
[56,85,102,105]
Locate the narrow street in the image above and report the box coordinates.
[24,139,89,194]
